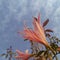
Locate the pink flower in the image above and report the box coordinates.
[20,14,49,47]
[19,14,55,54]
[15,50,31,60]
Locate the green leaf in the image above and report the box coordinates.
[46,33,51,37]
[36,51,45,57]
[50,43,58,50]
[0,53,6,56]
[44,51,48,56]
[5,54,8,58]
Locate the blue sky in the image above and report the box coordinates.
[0,0,60,60]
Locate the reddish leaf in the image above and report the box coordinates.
[45,29,53,32]
[24,39,28,41]
[46,33,51,37]
[43,19,49,27]
[34,17,37,21]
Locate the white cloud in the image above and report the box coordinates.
[8,0,29,22]
[0,0,60,36]
[52,7,60,37]
[0,0,28,30]
[44,0,56,17]
[29,0,46,15]
[29,0,60,37]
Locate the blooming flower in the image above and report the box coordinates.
[15,49,31,60]
[20,14,48,47]
[19,14,55,54]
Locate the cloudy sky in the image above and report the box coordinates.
[0,0,60,60]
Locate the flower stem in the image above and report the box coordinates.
[48,45,56,55]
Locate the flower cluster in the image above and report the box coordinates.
[1,14,60,60]
[15,14,60,60]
